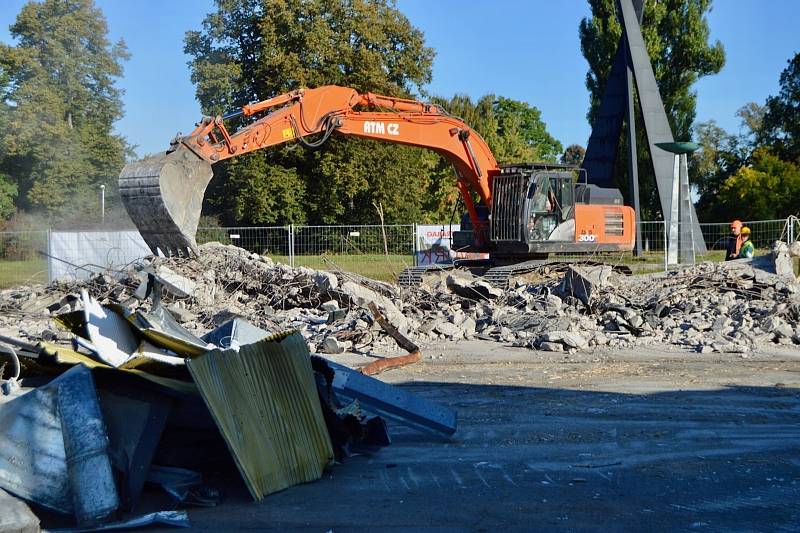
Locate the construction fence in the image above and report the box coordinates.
[0,217,797,288]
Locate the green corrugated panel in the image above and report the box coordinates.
[186,331,334,500]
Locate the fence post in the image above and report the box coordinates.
[663,220,668,272]
[412,224,418,266]
[47,228,52,284]
[288,224,295,268]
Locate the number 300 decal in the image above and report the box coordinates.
[579,233,597,242]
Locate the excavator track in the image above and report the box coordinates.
[482,259,549,289]
[119,147,214,257]
[399,259,633,290]
[398,264,456,287]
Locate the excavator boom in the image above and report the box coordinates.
[119,85,497,256]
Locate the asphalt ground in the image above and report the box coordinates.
[178,341,800,532]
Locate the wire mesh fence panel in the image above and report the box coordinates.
[1,218,796,289]
[789,216,800,244]
[47,230,152,281]
[744,219,791,250]
[0,230,49,288]
[196,226,291,261]
[291,225,415,282]
[698,219,788,260]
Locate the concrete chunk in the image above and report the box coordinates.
[446,275,503,300]
[320,336,349,354]
[538,341,564,352]
[313,270,339,291]
[155,265,196,298]
[562,265,614,305]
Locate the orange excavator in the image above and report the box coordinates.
[120,85,635,286]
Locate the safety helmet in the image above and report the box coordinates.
[730,220,743,230]
[741,226,751,236]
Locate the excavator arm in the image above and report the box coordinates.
[120,85,498,256]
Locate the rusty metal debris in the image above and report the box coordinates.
[361,302,421,376]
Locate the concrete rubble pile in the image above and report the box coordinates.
[0,242,798,359]
[410,250,800,354]
[0,243,800,355]
[0,241,457,530]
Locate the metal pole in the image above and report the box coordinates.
[100,184,105,225]
[678,154,695,265]
[624,32,643,257]
[667,155,679,265]
[412,224,418,266]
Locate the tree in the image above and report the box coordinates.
[185,0,437,225]
[561,144,586,166]
[415,93,563,222]
[579,0,724,218]
[760,52,800,163]
[0,0,129,219]
[718,147,800,220]
[493,97,562,162]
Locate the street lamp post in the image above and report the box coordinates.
[656,142,700,266]
[100,184,106,225]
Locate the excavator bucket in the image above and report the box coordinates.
[119,146,214,257]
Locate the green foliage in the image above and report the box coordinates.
[226,153,308,225]
[579,0,724,217]
[760,52,800,163]
[691,118,748,220]
[0,174,17,220]
[693,97,798,221]
[187,0,439,225]
[0,0,129,219]
[188,0,564,225]
[561,144,586,166]
[718,147,800,220]
[493,97,562,162]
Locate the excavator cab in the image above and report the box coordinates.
[525,172,576,242]
[489,164,582,255]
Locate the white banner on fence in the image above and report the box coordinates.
[48,230,150,282]
[415,224,488,265]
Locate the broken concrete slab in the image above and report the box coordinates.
[320,300,339,312]
[561,265,614,305]
[538,341,564,352]
[445,275,503,300]
[155,266,196,298]
[562,333,589,350]
[313,270,339,292]
[433,321,464,339]
[338,281,408,331]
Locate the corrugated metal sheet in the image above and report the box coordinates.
[186,331,334,500]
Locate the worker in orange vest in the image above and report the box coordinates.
[726,220,743,260]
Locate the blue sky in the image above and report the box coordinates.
[0,0,797,158]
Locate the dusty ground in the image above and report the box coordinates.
[178,340,800,531]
